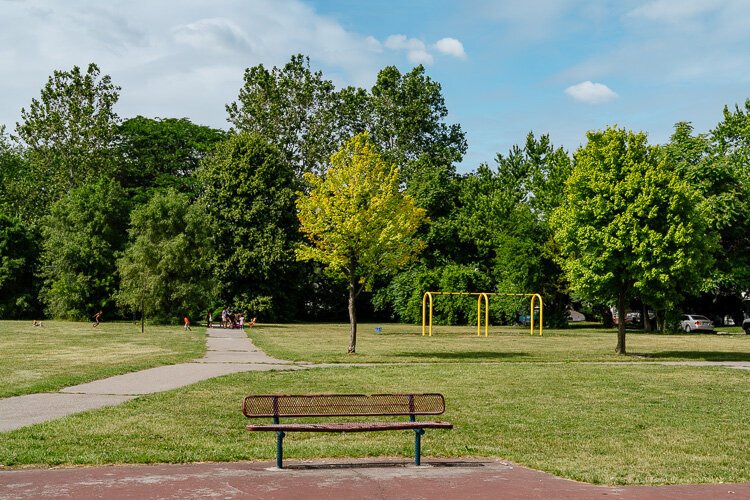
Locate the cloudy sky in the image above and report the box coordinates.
[1,0,749,171]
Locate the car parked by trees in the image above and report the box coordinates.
[680,315,714,333]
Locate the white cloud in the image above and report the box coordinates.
[408,49,434,65]
[384,34,424,51]
[565,81,618,104]
[628,0,722,23]
[380,34,465,65]
[0,0,392,130]
[172,18,253,52]
[434,37,466,59]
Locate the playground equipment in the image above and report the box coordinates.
[421,292,543,337]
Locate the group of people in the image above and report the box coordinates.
[205,307,255,330]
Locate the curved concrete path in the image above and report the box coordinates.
[0,328,303,433]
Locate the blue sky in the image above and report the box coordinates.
[1,0,749,172]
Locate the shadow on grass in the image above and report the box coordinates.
[563,322,610,330]
[391,351,527,360]
[637,351,750,361]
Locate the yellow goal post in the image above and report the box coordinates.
[421,292,543,337]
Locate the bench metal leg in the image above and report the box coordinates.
[276,431,286,468]
[414,428,425,465]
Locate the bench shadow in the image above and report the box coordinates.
[391,351,527,360]
[282,460,490,470]
[635,351,750,361]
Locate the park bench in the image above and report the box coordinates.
[242,393,453,468]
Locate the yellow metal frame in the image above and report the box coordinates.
[421,292,543,337]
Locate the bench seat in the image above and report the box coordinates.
[247,421,453,433]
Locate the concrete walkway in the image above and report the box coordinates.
[0,327,303,432]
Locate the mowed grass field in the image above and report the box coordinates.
[0,320,206,398]
[249,322,750,363]
[1,321,749,486]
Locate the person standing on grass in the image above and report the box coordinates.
[92,310,103,327]
[183,314,192,332]
[206,311,212,328]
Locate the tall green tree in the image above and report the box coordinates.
[665,117,750,324]
[227,56,467,320]
[553,127,713,353]
[117,189,216,324]
[39,178,129,320]
[707,103,750,294]
[0,126,30,221]
[369,65,466,264]
[226,54,339,176]
[297,133,427,353]
[197,133,298,319]
[15,63,120,218]
[117,116,226,198]
[369,65,466,171]
[458,133,572,325]
[0,212,39,318]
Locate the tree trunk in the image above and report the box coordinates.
[347,278,357,354]
[616,289,627,354]
[602,305,614,328]
[655,310,665,332]
[642,303,653,332]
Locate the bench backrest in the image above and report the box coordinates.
[242,393,445,418]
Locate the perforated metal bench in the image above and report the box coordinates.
[242,393,453,468]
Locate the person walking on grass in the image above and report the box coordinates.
[183,314,192,332]
[92,310,103,327]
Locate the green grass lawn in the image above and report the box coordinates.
[249,322,750,363]
[1,363,748,485]
[1,320,750,486]
[0,320,206,398]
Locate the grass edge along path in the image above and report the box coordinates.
[1,363,749,486]
[0,320,206,398]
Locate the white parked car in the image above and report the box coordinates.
[679,314,714,333]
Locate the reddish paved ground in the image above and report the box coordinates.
[2,458,749,499]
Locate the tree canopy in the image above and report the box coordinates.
[297,133,427,352]
[553,127,714,353]
[116,189,216,324]
[197,132,299,319]
[39,178,129,320]
[15,63,120,219]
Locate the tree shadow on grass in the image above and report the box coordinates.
[390,351,528,361]
[636,351,750,362]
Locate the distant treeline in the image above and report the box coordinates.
[1,55,749,335]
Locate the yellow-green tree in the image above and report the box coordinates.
[297,133,427,353]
